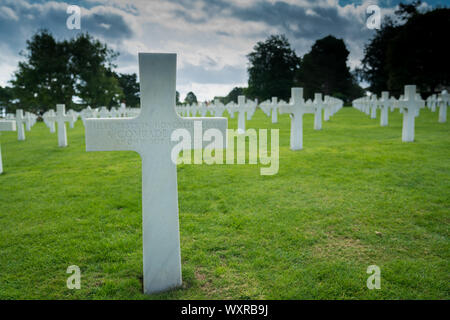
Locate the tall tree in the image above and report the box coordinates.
[247,35,300,101]
[11,30,74,112]
[70,33,123,108]
[361,2,449,96]
[10,30,123,112]
[296,35,357,101]
[220,87,247,104]
[0,86,16,113]
[184,91,197,105]
[117,73,140,108]
[386,8,450,95]
[361,17,399,95]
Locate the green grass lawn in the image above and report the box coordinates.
[0,107,449,299]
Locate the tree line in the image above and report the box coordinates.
[0,30,140,113]
[218,1,448,104]
[216,34,364,105]
[1,1,448,112]
[359,1,449,97]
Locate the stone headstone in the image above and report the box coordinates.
[370,95,378,119]
[99,107,110,118]
[85,53,227,294]
[67,110,78,128]
[379,91,390,127]
[397,85,424,142]
[43,110,57,133]
[47,104,73,147]
[439,90,448,123]
[212,99,226,117]
[25,112,33,131]
[279,88,314,150]
[236,96,256,134]
[0,120,16,174]
[260,97,279,124]
[313,93,323,130]
[15,110,26,141]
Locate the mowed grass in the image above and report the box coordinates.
[0,106,449,300]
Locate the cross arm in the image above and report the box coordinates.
[85,117,142,152]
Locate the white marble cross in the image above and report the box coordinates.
[397,85,424,142]
[439,90,448,123]
[259,97,278,123]
[0,120,16,174]
[261,97,279,123]
[369,95,378,119]
[67,110,78,128]
[44,110,57,133]
[212,99,226,117]
[85,53,227,294]
[99,107,110,118]
[15,109,26,141]
[48,104,73,147]
[24,112,33,131]
[197,102,208,117]
[313,93,323,130]
[379,91,390,127]
[236,95,256,134]
[279,88,314,150]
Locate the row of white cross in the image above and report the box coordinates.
[0,53,341,295]
[352,86,448,142]
[175,90,343,149]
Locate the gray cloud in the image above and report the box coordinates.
[0,0,442,100]
[178,62,247,85]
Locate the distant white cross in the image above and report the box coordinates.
[44,110,57,133]
[67,110,78,128]
[48,104,73,147]
[24,112,34,131]
[369,95,378,119]
[15,109,26,141]
[260,97,278,123]
[313,93,323,130]
[397,85,425,142]
[0,120,16,174]
[84,53,227,294]
[236,95,256,134]
[212,99,226,117]
[379,91,390,127]
[279,88,314,150]
[439,90,449,123]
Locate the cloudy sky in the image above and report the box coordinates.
[0,0,446,101]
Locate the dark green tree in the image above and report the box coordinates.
[386,8,450,95]
[70,33,123,108]
[296,35,358,102]
[361,2,449,96]
[184,91,197,105]
[10,30,123,112]
[361,18,399,95]
[10,30,74,113]
[0,86,17,113]
[247,34,300,101]
[117,73,140,108]
[220,87,247,104]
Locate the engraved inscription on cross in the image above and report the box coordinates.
[84,53,227,294]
